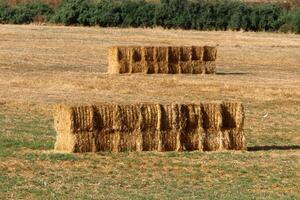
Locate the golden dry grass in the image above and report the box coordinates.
[0,25,299,105]
[0,24,299,199]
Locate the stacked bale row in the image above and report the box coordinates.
[108,46,217,74]
[54,102,245,153]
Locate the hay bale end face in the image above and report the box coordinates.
[107,46,217,74]
[54,102,246,153]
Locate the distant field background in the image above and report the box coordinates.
[0,24,299,199]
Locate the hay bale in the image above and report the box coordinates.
[168,47,181,74]
[130,47,143,73]
[159,104,181,151]
[180,47,193,73]
[108,47,131,74]
[140,104,161,151]
[143,47,155,74]
[107,46,217,74]
[54,105,76,152]
[201,103,223,151]
[179,104,203,151]
[155,47,169,73]
[191,46,204,61]
[203,46,217,61]
[54,102,245,153]
[94,104,118,152]
[221,102,246,150]
[113,105,142,151]
[191,61,204,74]
[203,61,217,74]
[54,105,98,153]
[107,47,119,74]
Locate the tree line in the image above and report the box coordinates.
[1,0,300,33]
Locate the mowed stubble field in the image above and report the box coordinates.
[0,24,299,199]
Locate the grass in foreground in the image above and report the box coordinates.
[0,105,299,200]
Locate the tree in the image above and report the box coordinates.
[228,3,251,31]
[51,0,92,25]
[154,0,190,29]
[294,10,300,33]
[0,2,14,23]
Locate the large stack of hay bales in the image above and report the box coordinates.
[108,46,217,74]
[54,102,246,153]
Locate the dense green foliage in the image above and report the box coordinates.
[0,1,52,24]
[0,0,300,33]
[293,10,300,33]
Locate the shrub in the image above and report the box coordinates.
[278,9,300,33]
[89,1,122,27]
[11,2,53,24]
[228,3,251,31]
[0,2,14,23]
[0,0,299,34]
[133,2,156,27]
[279,22,294,33]
[51,0,92,25]
[118,1,156,28]
[154,0,191,29]
[293,10,300,33]
[189,1,216,30]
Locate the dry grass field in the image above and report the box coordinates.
[0,24,299,199]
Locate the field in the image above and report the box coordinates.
[0,24,299,199]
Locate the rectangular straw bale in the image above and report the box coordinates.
[94,104,118,152]
[73,106,98,152]
[201,103,222,131]
[221,102,246,150]
[94,104,114,131]
[140,104,161,151]
[54,105,76,152]
[108,47,131,74]
[168,47,181,74]
[201,103,223,151]
[143,47,155,74]
[191,47,205,74]
[221,102,244,130]
[54,102,245,153]
[179,104,203,151]
[114,105,142,151]
[72,106,96,132]
[73,131,97,153]
[160,104,180,151]
[203,46,217,61]
[191,46,204,61]
[107,47,119,74]
[54,105,99,153]
[155,47,169,73]
[191,61,204,74]
[180,47,192,73]
[113,105,140,132]
[130,47,143,73]
[203,61,216,74]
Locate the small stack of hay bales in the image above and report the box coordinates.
[54,102,246,153]
[108,46,217,74]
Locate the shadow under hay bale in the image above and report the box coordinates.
[107,46,217,74]
[54,102,246,153]
[247,145,300,151]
